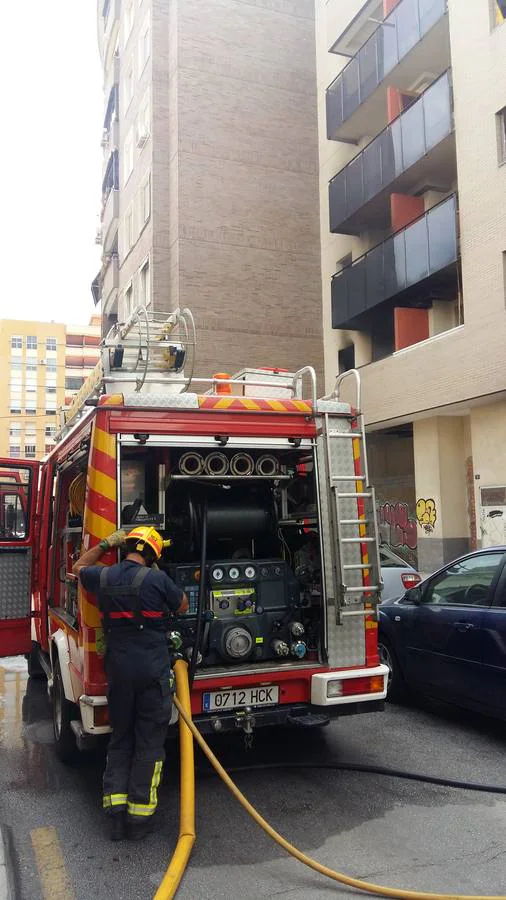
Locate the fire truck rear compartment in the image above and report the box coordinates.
[119,444,324,671]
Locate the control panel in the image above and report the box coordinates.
[167,559,311,666]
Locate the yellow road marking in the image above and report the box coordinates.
[31,827,75,900]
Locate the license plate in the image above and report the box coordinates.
[202,685,279,712]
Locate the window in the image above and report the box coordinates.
[45,425,57,438]
[497,107,506,165]
[124,283,134,318]
[124,204,135,253]
[10,361,22,371]
[123,63,134,111]
[123,128,134,185]
[503,252,506,307]
[139,259,150,308]
[140,172,151,225]
[338,344,355,374]
[46,385,57,394]
[24,445,36,459]
[138,14,150,72]
[10,407,21,415]
[124,0,134,46]
[46,336,57,351]
[137,90,151,147]
[11,336,22,349]
[336,253,352,273]
[26,363,37,374]
[46,361,57,374]
[65,377,84,391]
[45,408,56,416]
[45,444,54,455]
[8,446,21,459]
[423,552,505,607]
[26,336,37,350]
[491,0,506,27]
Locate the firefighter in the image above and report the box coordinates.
[72,526,188,841]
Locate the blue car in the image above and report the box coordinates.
[378,547,506,719]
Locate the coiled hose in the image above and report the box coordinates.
[160,664,506,900]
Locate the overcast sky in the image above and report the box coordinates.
[0,1,103,326]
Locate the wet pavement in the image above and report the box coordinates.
[1,655,506,899]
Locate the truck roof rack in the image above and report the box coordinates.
[57,306,318,443]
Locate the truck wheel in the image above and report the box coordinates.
[27,643,46,680]
[378,638,408,703]
[52,659,78,763]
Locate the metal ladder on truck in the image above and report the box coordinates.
[319,369,382,628]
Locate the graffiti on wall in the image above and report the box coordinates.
[416,498,437,534]
[378,502,418,562]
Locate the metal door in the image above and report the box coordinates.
[0,459,39,657]
[480,486,506,548]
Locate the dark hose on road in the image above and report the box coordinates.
[196,761,506,796]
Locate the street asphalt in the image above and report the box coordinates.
[1,655,506,899]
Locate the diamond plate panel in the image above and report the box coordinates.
[328,613,366,668]
[316,400,353,415]
[0,550,31,619]
[122,392,199,409]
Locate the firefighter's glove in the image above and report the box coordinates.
[104,529,127,549]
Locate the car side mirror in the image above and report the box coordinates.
[405,586,422,605]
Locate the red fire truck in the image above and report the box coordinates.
[0,307,387,759]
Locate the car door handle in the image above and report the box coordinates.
[455,622,475,632]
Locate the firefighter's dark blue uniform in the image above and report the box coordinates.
[79,560,183,826]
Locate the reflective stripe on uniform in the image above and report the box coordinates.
[103,792,128,810]
[127,761,163,817]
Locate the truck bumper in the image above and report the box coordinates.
[189,698,385,736]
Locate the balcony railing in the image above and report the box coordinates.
[329,71,453,234]
[326,0,447,141]
[102,150,119,208]
[102,254,119,305]
[331,194,457,329]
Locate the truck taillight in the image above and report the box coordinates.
[401,573,421,590]
[94,706,109,727]
[341,675,384,696]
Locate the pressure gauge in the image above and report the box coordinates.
[212,567,224,582]
[244,565,256,580]
[228,566,240,581]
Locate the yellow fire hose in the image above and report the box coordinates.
[156,660,506,900]
[153,661,196,900]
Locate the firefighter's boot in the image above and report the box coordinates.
[109,811,127,842]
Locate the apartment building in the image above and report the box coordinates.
[317,0,506,570]
[0,317,101,460]
[94,0,323,380]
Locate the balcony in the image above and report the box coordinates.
[326,0,449,143]
[329,71,454,235]
[102,253,119,307]
[102,188,119,253]
[91,271,101,307]
[331,194,458,329]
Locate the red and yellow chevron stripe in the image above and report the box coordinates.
[81,421,117,641]
[198,396,312,414]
